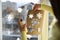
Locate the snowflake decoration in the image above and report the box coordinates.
[29,14,33,19]
[37,13,42,19]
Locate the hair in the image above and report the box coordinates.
[50,0,60,22]
[50,0,60,26]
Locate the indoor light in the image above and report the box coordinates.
[7,14,14,22]
[17,8,22,13]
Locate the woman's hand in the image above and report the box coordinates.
[18,20,27,31]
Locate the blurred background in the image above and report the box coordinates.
[1,0,54,40]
